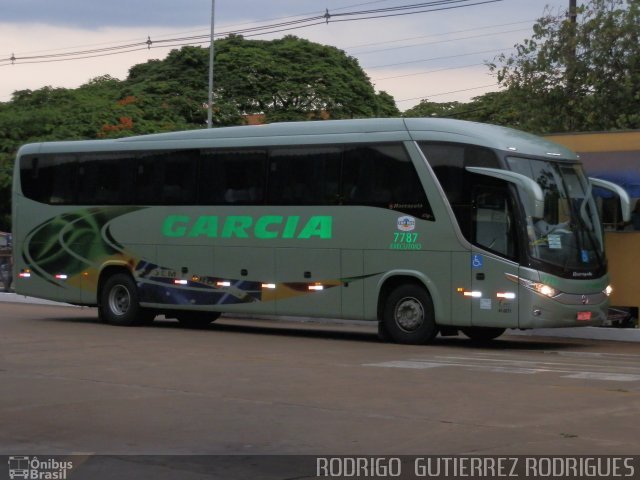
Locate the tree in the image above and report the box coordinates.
[213,35,384,121]
[489,0,640,133]
[375,91,401,117]
[124,36,391,124]
[403,100,464,118]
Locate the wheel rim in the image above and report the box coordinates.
[394,296,424,332]
[108,284,131,316]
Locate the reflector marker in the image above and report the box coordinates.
[457,288,481,298]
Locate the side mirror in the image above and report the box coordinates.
[589,177,631,222]
[465,167,545,219]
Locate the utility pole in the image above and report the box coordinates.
[568,0,577,69]
[566,0,578,130]
[569,0,577,23]
[207,0,216,129]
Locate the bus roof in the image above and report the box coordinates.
[17,117,578,160]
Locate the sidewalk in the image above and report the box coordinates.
[2,291,639,342]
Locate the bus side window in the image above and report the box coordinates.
[473,185,516,258]
[268,147,341,205]
[420,142,500,240]
[20,154,77,205]
[132,150,197,205]
[199,149,267,205]
[77,153,134,205]
[342,144,433,219]
[135,153,164,205]
[162,151,198,204]
[20,155,45,203]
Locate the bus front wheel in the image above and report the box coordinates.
[100,273,145,326]
[382,284,437,345]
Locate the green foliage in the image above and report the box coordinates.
[403,100,464,119]
[403,1,640,133]
[214,35,382,121]
[375,91,401,117]
[488,0,640,133]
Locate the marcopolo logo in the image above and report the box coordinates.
[162,214,333,239]
[8,456,73,480]
[397,215,416,232]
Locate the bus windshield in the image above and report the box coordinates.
[507,157,604,274]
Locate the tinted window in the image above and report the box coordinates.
[20,154,77,204]
[199,149,266,205]
[268,147,341,205]
[420,143,501,239]
[135,150,198,205]
[343,144,433,219]
[420,143,499,203]
[20,143,438,214]
[77,153,135,205]
[473,185,517,259]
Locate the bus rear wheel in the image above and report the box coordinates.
[382,284,437,345]
[461,327,505,342]
[100,273,145,326]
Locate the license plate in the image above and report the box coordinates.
[577,311,592,321]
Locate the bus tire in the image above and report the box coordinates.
[461,327,505,342]
[177,311,221,328]
[382,283,437,345]
[100,273,145,326]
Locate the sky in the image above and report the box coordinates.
[0,0,572,110]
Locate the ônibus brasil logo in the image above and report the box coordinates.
[8,456,73,479]
[397,215,416,232]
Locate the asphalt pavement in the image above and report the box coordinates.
[1,291,638,343]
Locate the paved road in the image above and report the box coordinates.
[1,302,639,462]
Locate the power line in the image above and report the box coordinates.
[329,0,501,22]
[352,27,530,56]
[0,0,503,66]
[344,19,534,50]
[364,47,510,69]
[395,83,499,102]
[0,0,396,58]
[372,62,484,81]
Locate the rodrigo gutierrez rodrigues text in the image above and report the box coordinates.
[316,456,636,478]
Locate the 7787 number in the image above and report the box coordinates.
[394,232,419,243]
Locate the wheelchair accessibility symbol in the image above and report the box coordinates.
[472,254,483,269]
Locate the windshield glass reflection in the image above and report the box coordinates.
[507,157,604,273]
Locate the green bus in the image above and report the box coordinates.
[12,118,630,344]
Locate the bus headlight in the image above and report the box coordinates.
[519,278,558,298]
[604,285,613,296]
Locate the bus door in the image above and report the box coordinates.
[470,184,520,327]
